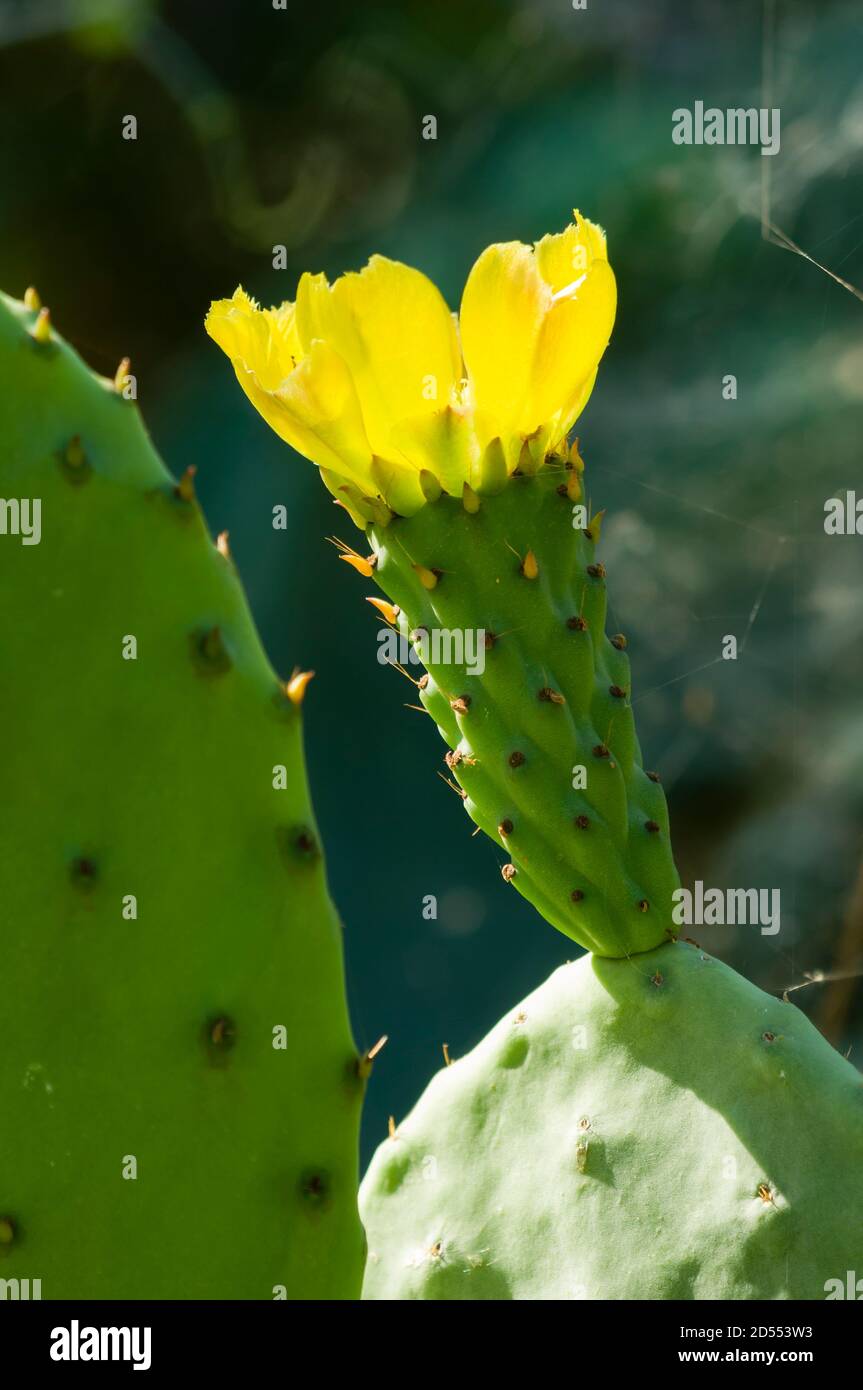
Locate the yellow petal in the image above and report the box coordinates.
[460,214,616,458]
[206,288,302,391]
[533,210,607,291]
[460,241,547,448]
[296,257,462,458]
[268,340,374,485]
[530,212,615,429]
[294,273,347,359]
[206,288,380,487]
[531,261,616,426]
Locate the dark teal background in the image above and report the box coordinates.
[2,0,862,1163]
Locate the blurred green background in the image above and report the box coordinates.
[3,0,862,1163]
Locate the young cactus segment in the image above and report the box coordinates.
[360,942,863,1300]
[367,468,678,956]
[0,291,364,1299]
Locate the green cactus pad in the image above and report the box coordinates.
[360,940,863,1300]
[0,292,364,1299]
[367,470,679,956]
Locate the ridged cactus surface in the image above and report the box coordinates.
[0,291,364,1299]
[361,941,863,1300]
[367,474,679,955]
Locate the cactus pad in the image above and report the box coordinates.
[367,472,680,956]
[360,941,863,1300]
[0,291,364,1299]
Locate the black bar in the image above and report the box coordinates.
[2,1299,859,1374]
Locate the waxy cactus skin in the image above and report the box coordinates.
[361,942,863,1300]
[367,469,680,957]
[0,292,364,1299]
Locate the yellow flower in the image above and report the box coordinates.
[205,211,616,517]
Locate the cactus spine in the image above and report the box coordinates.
[0,291,364,1299]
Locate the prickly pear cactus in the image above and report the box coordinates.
[0,290,364,1299]
[360,941,863,1300]
[206,215,863,1303]
[205,213,678,957]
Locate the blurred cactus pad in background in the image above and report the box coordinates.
[1,0,862,1231]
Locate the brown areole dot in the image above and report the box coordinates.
[646,770,661,782]
[610,634,627,650]
[609,685,627,699]
[592,744,610,759]
[645,820,661,834]
[501,863,517,882]
[575,815,590,830]
[70,856,98,890]
[418,674,429,690]
[762,1031,776,1043]
[571,889,585,902]
[205,1015,237,1060]
[567,615,588,631]
[450,695,471,715]
[538,687,565,704]
[587,563,606,579]
[191,625,232,675]
[299,1169,331,1209]
[638,899,650,913]
[484,630,496,650]
[508,751,526,768]
[0,1215,17,1247]
[58,434,92,485]
[278,825,321,864]
[498,818,514,837]
[651,971,664,987]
